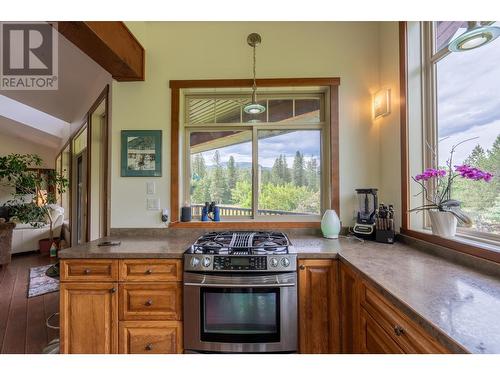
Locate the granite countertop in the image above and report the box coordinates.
[339,241,500,354]
[58,235,198,259]
[58,231,500,354]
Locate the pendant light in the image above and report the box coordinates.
[243,33,266,115]
[448,21,500,52]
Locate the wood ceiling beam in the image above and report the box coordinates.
[55,21,145,81]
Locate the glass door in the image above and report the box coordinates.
[200,287,280,343]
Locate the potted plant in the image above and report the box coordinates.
[410,140,493,237]
[0,154,68,254]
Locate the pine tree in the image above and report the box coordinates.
[305,156,319,191]
[191,153,206,180]
[209,151,228,204]
[227,155,237,202]
[282,155,291,183]
[271,156,284,185]
[292,151,305,186]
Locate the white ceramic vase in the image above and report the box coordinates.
[428,210,457,237]
[321,209,341,239]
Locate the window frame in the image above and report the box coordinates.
[422,21,500,244]
[169,78,340,228]
[183,92,327,220]
[400,21,500,262]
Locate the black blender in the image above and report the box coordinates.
[353,188,378,238]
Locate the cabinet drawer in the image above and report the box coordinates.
[360,308,404,354]
[60,259,118,282]
[119,321,182,354]
[119,283,182,321]
[360,283,449,353]
[119,259,182,282]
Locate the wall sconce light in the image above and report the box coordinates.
[373,88,391,119]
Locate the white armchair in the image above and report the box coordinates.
[11,206,64,254]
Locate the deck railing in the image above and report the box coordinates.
[191,204,311,217]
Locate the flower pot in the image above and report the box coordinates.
[428,211,457,237]
[39,238,60,255]
[321,209,341,239]
[0,222,16,265]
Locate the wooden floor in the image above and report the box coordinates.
[0,252,59,354]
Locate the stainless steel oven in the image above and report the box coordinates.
[183,271,297,353]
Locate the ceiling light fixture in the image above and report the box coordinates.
[448,21,500,52]
[243,33,266,115]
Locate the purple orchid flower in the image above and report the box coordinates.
[454,165,493,182]
[414,168,447,181]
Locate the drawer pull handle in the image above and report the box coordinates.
[84,269,91,274]
[394,325,405,336]
[145,269,153,275]
[145,343,153,351]
[299,265,305,270]
[110,287,116,293]
[145,299,153,306]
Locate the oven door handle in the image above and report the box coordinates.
[184,282,296,288]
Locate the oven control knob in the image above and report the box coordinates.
[270,258,278,267]
[281,258,290,267]
[190,257,200,268]
[202,256,211,267]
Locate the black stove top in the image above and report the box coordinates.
[188,231,290,255]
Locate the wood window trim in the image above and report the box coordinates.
[64,85,110,244]
[399,22,500,264]
[168,77,340,228]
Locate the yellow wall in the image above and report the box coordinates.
[377,22,402,230]
[111,21,399,228]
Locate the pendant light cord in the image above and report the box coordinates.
[252,44,257,101]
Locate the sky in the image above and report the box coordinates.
[437,22,500,165]
[197,130,321,168]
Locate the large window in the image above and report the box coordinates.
[423,22,500,242]
[184,92,328,219]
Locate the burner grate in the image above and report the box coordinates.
[190,231,290,255]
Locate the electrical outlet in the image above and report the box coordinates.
[147,198,160,210]
[146,181,155,195]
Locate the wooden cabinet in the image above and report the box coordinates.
[340,261,361,353]
[298,259,340,353]
[119,321,182,354]
[60,259,183,354]
[60,282,118,354]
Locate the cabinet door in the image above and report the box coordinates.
[60,282,118,354]
[298,259,340,353]
[340,262,361,353]
[360,308,404,354]
[119,321,183,354]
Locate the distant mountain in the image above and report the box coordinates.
[206,162,271,171]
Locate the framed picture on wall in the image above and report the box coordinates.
[121,130,162,177]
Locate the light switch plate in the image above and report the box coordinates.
[147,198,160,210]
[146,181,155,195]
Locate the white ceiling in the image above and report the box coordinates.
[0,94,68,138]
[0,115,61,149]
[1,31,111,124]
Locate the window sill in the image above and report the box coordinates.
[169,221,321,229]
[401,228,500,264]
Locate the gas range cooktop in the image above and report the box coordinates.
[184,231,296,272]
[189,231,290,255]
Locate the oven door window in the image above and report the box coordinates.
[201,287,280,343]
